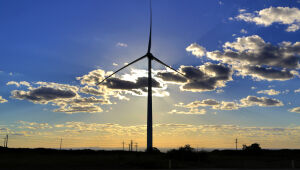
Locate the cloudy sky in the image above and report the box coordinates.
[1,0,300,150]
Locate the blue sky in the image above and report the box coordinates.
[1,0,300,149]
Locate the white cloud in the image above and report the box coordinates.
[18,121,53,130]
[295,88,300,93]
[173,95,283,112]
[77,68,169,98]
[7,81,19,87]
[54,105,103,114]
[286,24,300,32]
[116,42,128,47]
[235,7,300,32]
[0,96,7,103]
[239,9,246,13]
[7,81,31,87]
[168,108,206,115]
[257,89,281,95]
[289,107,300,113]
[240,29,248,34]
[5,121,300,148]
[186,43,206,57]
[216,89,224,93]
[282,89,290,94]
[112,63,118,66]
[175,99,239,111]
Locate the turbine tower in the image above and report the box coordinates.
[97,1,187,151]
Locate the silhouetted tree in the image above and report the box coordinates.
[243,143,262,151]
[179,144,194,152]
[145,147,160,153]
[167,144,197,161]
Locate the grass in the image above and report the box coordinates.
[0,147,299,169]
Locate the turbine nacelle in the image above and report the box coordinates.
[146,53,154,60]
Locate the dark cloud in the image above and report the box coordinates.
[181,64,232,92]
[76,69,169,98]
[182,78,219,91]
[156,72,187,83]
[244,66,295,81]
[205,64,233,80]
[11,87,107,114]
[190,35,300,81]
[11,87,76,102]
[70,96,111,105]
[104,77,161,90]
[180,66,205,79]
[240,96,283,107]
[221,44,300,69]
[156,63,232,92]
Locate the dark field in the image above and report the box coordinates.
[0,147,299,169]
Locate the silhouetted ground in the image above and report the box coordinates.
[0,147,300,169]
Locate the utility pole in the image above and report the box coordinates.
[59,138,62,150]
[5,134,8,148]
[128,144,130,151]
[235,138,238,150]
[3,137,6,147]
[130,140,133,151]
[122,141,125,151]
[135,143,138,152]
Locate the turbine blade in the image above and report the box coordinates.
[147,0,152,53]
[97,55,147,85]
[152,56,186,77]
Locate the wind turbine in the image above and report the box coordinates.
[97,1,188,152]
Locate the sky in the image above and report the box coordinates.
[1,0,300,150]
